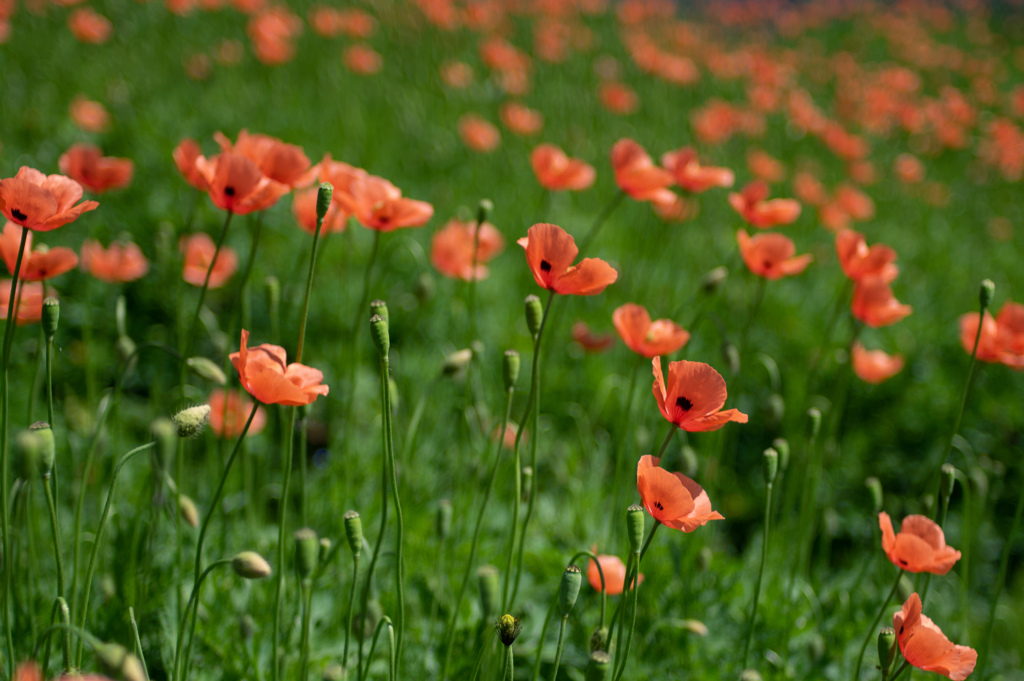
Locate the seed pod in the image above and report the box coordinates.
[42,298,60,339]
[370,299,389,325]
[152,418,176,474]
[30,422,55,478]
[878,627,896,675]
[700,266,728,294]
[370,314,390,358]
[503,350,520,390]
[172,404,211,438]
[524,295,543,337]
[294,528,319,580]
[772,438,790,472]
[344,510,362,557]
[436,500,452,541]
[14,430,40,481]
[233,551,273,579]
[558,565,582,616]
[626,504,644,554]
[477,565,500,620]
[585,651,611,681]
[762,448,779,484]
[316,182,334,221]
[807,408,822,439]
[319,538,332,566]
[179,495,199,528]
[186,357,227,385]
[495,613,522,646]
[589,626,609,653]
[980,279,995,311]
[766,393,785,426]
[442,349,473,376]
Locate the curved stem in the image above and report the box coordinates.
[607,522,660,649]
[295,206,326,364]
[32,622,100,663]
[342,229,382,458]
[357,423,389,681]
[656,423,675,461]
[129,607,149,681]
[380,355,405,671]
[978,475,1024,677]
[549,617,568,681]
[299,579,313,681]
[42,476,68,660]
[41,597,71,678]
[175,558,232,681]
[742,480,774,667]
[611,553,642,681]
[343,554,360,673]
[360,616,395,681]
[181,210,235,369]
[852,570,905,681]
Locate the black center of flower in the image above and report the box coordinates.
[11,209,27,221]
[762,259,772,270]
[676,396,693,411]
[654,501,664,510]
[540,259,552,272]
[898,558,908,567]
[224,186,236,196]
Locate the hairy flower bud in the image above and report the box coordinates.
[762,447,779,484]
[503,350,520,390]
[370,314,390,358]
[316,182,334,221]
[370,299,389,325]
[559,564,582,616]
[524,295,543,337]
[626,504,644,554]
[344,510,363,556]
[172,404,211,438]
[42,298,60,339]
[232,551,273,579]
[294,528,319,580]
[186,357,227,385]
[979,278,995,311]
[585,651,611,681]
[30,422,55,478]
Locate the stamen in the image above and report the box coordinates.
[540,259,552,272]
[224,186,236,196]
[11,209,27,222]
[675,396,693,411]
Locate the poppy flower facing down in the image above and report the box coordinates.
[80,239,149,283]
[879,512,960,574]
[610,139,675,203]
[636,455,723,532]
[516,223,618,296]
[58,143,134,194]
[736,230,812,279]
[728,180,801,229]
[652,357,747,432]
[0,223,78,282]
[430,218,504,281]
[852,277,912,328]
[335,174,434,232]
[587,553,643,595]
[0,167,99,232]
[893,594,977,681]
[230,329,329,407]
[852,342,904,384]
[613,303,689,357]
[530,145,595,192]
[209,389,267,438]
[195,152,291,215]
[660,148,735,193]
[835,229,898,283]
[180,233,238,289]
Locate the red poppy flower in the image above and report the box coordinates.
[610,139,675,203]
[530,145,595,192]
[793,171,827,206]
[344,44,383,75]
[599,82,639,115]
[440,61,474,88]
[746,149,786,183]
[334,174,433,232]
[0,223,78,282]
[961,302,1024,368]
[58,143,133,194]
[852,277,912,327]
[230,329,329,406]
[879,512,960,574]
[834,183,875,221]
[0,280,45,325]
[835,229,898,283]
[208,389,267,438]
[247,7,302,65]
[651,193,697,222]
[214,130,316,189]
[894,154,925,184]
[852,342,904,384]
[458,114,501,153]
[430,218,504,281]
[636,455,723,531]
[571,321,614,353]
[173,138,210,191]
[80,239,149,283]
[0,167,99,232]
[516,223,618,296]
[893,594,977,681]
[500,102,544,136]
[613,303,689,357]
[660,148,734,193]
[736,229,812,279]
[194,151,291,215]
[180,233,238,288]
[586,553,643,595]
[960,310,1000,363]
[652,358,747,432]
[292,186,348,235]
[728,180,801,229]
[68,7,112,43]
[69,96,109,133]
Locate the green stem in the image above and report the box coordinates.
[889,660,910,681]
[41,597,71,679]
[502,644,514,681]
[342,230,382,458]
[273,405,297,681]
[401,378,438,463]
[42,475,68,661]
[32,622,100,662]
[567,551,606,627]
[550,617,568,681]
[738,275,767,362]
[295,203,326,364]
[380,354,405,671]
[577,190,625,257]
[607,358,642,546]
[181,210,235,371]
[977,472,1024,677]
[129,607,150,681]
[467,205,486,346]
[656,423,675,461]
[530,598,558,681]
[742,479,774,667]
[175,558,232,681]
[343,554,360,673]
[357,417,389,681]
[361,616,395,681]
[299,579,313,681]
[852,570,905,681]
[607,523,660,651]
[611,552,642,681]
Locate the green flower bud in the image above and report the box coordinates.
[477,198,493,225]
[344,510,362,556]
[721,342,740,376]
[370,314,390,358]
[294,528,319,580]
[477,565,500,620]
[502,350,520,390]
[980,279,995,311]
[524,295,543,337]
[232,551,273,579]
[152,417,176,474]
[186,357,227,385]
[626,504,644,554]
[766,393,785,425]
[95,642,146,681]
[700,266,728,294]
[865,477,884,513]
[14,430,39,480]
[807,408,822,439]
[585,651,611,681]
[172,404,211,438]
[370,299,389,325]
[116,335,137,364]
[762,447,779,484]
[316,182,334,221]
[878,627,896,675]
[679,619,708,635]
[772,438,790,472]
[436,500,452,541]
[558,564,582,616]
[179,495,199,528]
[42,297,59,339]
[941,464,957,502]
[522,466,533,504]
[442,349,473,376]
[495,613,522,646]
[589,626,609,653]
[30,422,55,478]
[319,538,332,566]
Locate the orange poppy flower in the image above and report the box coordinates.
[611,139,675,203]
[0,280,45,325]
[879,512,960,574]
[728,181,801,229]
[208,389,267,438]
[660,148,734,193]
[852,342,904,384]
[68,7,112,43]
[530,144,595,192]
[458,114,501,153]
[571,321,614,353]
[230,329,329,406]
[247,7,302,66]
[613,303,689,357]
[746,149,786,182]
[0,167,99,232]
[430,218,504,281]
[69,96,109,133]
[173,138,210,191]
[335,174,434,232]
[516,222,618,296]
[317,155,368,208]
[440,60,474,88]
[194,152,291,215]
[852,277,912,328]
[893,594,977,681]
[835,229,898,283]
[586,553,643,595]
[793,171,827,206]
[636,454,724,531]
[180,233,238,288]
[58,143,134,194]
[992,302,1024,368]
[651,193,697,223]
[292,186,348,234]
[834,183,875,221]
[214,130,316,189]
[344,44,383,75]
[499,102,544,136]
[894,154,925,184]
[598,82,639,115]
[0,223,78,282]
[651,357,747,432]
[80,239,149,283]
[736,229,812,279]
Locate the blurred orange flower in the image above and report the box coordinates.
[636,454,723,531]
[960,302,1024,369]
[530,144,595,192]
[661,148,734,193]
[440,61,474,88]
[68,7,112,43]
[458,114,501,153]
[59,143,134,193]
[736,229,812,279]
[599,82,638,115]
[835,229,897,283]
[0,223,78,282]
[894,154,925,184]
[430,218,504,281]
[728,180,801,229]
[0,280,45,325]
[652,357,747,432]
[0,167,98,232]
[500,102,544,136]
[173,138,210,191]
[209,389,267,438]
[180,233,238,288]
[516,222,617,296]
[586,553,643,595]
[747,149,786,182]
[292,186,347,234]
[852,277,912,327]
[344,44,382,74]
[852,342,904,384]
[613,303,689,357]
[231,329,329,406]
[80,239,149,283]
[879,512,960,574]
[611,139,675,203]
[247,7,302,65]
[194,151,290,214]
[69,96,109,133]
[893,594,977,681]
[214,130,315,189]
[335,174,433,231]
[571,321,614,353]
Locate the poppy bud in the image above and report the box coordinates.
[585,651,611,681]
[979,278,995,311]
[477,198,493,225]
[739,670,763,681]
[322,665,344,681]
[186,357,227,386]
[477,565,500,619]
[179,495,199,528]
[807,408,822,439]
[589,626,609,653]
[316,182,334,221]
[173,404,211,438]
[319,538,332,566]
[495,613,522,646]
[232,551,272,579]
[679,619,708,635]
[30,422,55,478]
[721,342,740,375]
[436,500,452,541]
[152,417,176,474]
[14,430,39,481]
[442,349,473,376]
[941,464,957,502]
[265,276,280,314]
[766,393,785,425]
[239,614,256,640]
[700,266,729,294]
[370,299,389,325]
[503,350,521,390]
[370,314,390,358]
[294,528,319,580]
[772,438,790,472]
[95,642,146,681]
[762,448,778,484]
[877,626,896,675]
[42,298,59,339]
[522,466,533,504]
[558,564,582,616]
[344,510,362,557]
[626,504,645,554]
[524,295,543,337]
[116,335,137,364]
[865,477,883,513]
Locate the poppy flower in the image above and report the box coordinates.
[0,223,78,282]
[613,303,689,357]
[834,184,875,221]
[500,102,544,136]
[292,186,348,234]
[879,512,960,574]
[68,7,112,43]
[80,239,149,283]
[852,277,912,328]
[747,149,786,182]
[835,229,898,283]
[652,357,747,432]
[586,553,643,595]
[173,138,210,191]
[893,594,977,680]
[344,44,383,75]
[458,114,501,153]
[430,218,504,282]
[0,167,99,232]
[610,139,675,203]
[852,342,904,384]
[651,193,697,222]
[0,280,45,325]
[69,96,109,133]
[894,154,925,184]
[530,144,595,192]
[571,321,614,353]
[660,148,734,193]
[194,151,291,215]
[247,7,302,66]
[636,454,723,531]
[736,230,812,279]
[728,181,801,229]
[961,302,1024,368]
[180,233,238,288]
[598,82,639,115]
[230,329,329,407]
[213,130,316,189]
[516,222,618,296]
[335,174,433,232]
[440,61,474,88]
[793,171,827,206]
[58,143,134,194]
[209,389,267,438]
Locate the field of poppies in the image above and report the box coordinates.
[0,0,1023,680]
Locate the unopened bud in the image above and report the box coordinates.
[370,314,390,358]
[626,504,644,554]
[436,500,452,541]
[679,619,708,635]
[344,510,362,556]
[95,642,145,681]
[152,418,176,473]
[30,422,55,478]
[14,430,39,480]
[941,464,957,502]
[772,438,790,472]
[232,551,272,579]
[522,466,533,503]
[442,349,473,376]
[370,299,389,325]
[173,404,211,438]
[187,357,227,385]
[590,626,609,652]
[316,182,334,221]
[559,564,582,616]
[807,408,822,439]
[721,342,740,375]
[116,336,137,363]
[980,279,995,311]
[42,298,60,338]
[503,350,520,390]
[700,266,728,294]
[116,295,128,337]
[865,477,884,512]
[319,538,332,566]
[762,448,779,484]
[477,565,500,619]
[495,613,522,646]
[585,651,611,681]
[525,295,543,337]
[322,664,343,681]
[477,199,493,225]
[878,627,896,674]
[178,495,199,528]
[294,528,319,580]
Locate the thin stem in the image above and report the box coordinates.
[181,210,235,368]
[360,616,395,681]
[42,476,68,660]
[467,205,486,346]
[977,472,1024,677]
[577,190,625,257]
[129,607,150,681]
[273,405,298,681]
[530,598,558,681]
[357,416,389,681]
[343,229,382,457]
[32,623,100,662]
[738,275,767,362]
[41,597,71,679]
[299,579,313,681]
[401,377,438,463]
[295,204,327,363]
[889,661,910,681]
[607,523,660,649]
[343,554,360,673]
[656,423,675,461]
[852,570,905,681]
[567,551,606,627]
[608,358,643,546]
[175,558,232,681]
[742,479,774,667]
[611,552,642,681]
[550,617,568,681]
[502,644,514,681]
[380,355,405,671]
